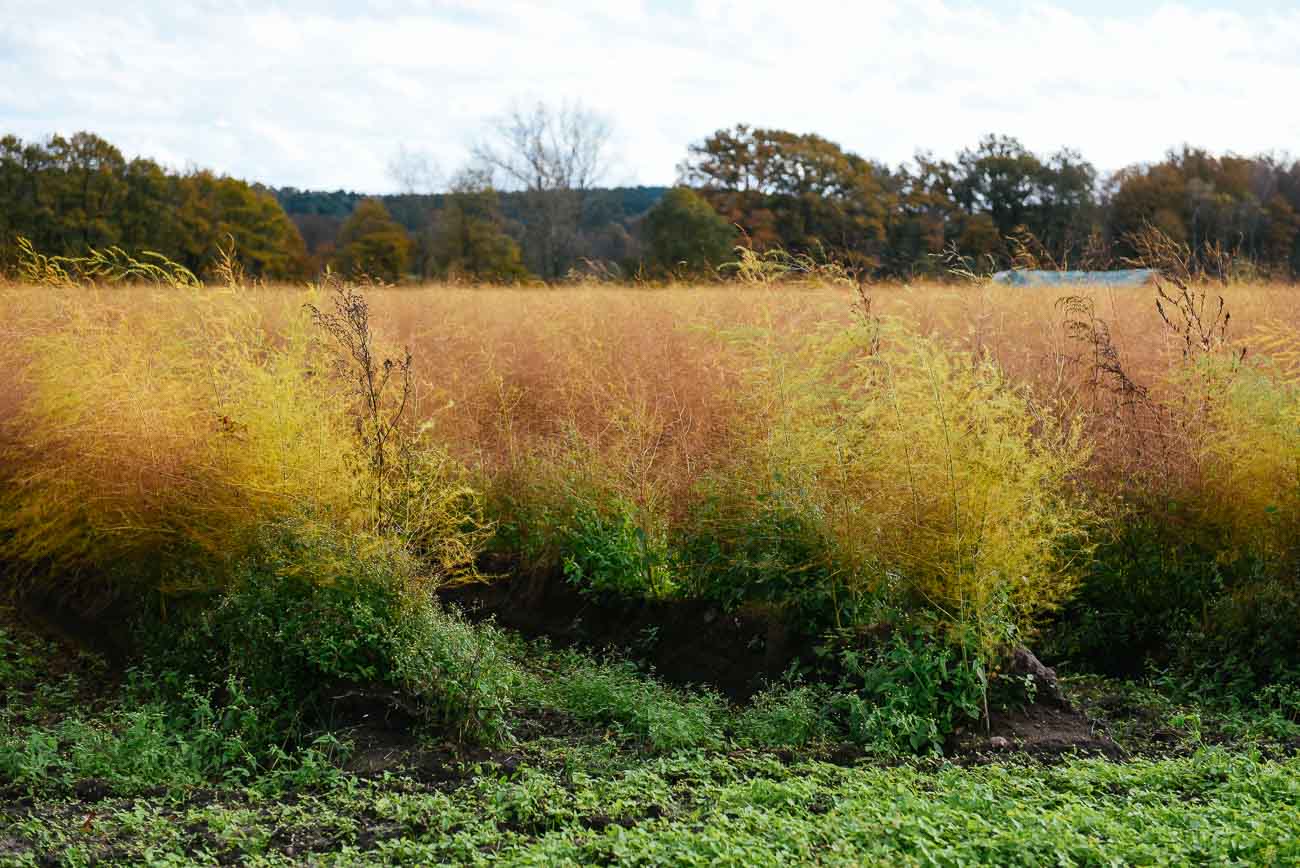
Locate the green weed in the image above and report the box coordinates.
[146,517,519,747]
[526,650,724,752]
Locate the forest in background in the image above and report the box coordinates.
[4,110,1300,284]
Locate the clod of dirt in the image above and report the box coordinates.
[1008,646,1070,708]
[955,702,1125,761]
[72,779,111,802]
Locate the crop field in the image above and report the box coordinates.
[1,274,1299,865]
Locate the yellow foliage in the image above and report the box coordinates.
[0,286,480,596]
[14,234,202,289]
[1171,341,1300,566]
[3,275,1297,634]
[727,319,1092,650]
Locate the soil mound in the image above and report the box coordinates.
[440,565,801,700]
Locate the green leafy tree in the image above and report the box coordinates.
[880,155,967,276]
[0,132,307,279]
[332,198,412,281]
[46,132,128,252]
[953,135,1099,263]
[643,187,736,274]
[431,173,530,282]
[118,157,181,254]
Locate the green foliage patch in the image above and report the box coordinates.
[523,649,725,752]
[4,746,1299,865]
[147,518,520,749]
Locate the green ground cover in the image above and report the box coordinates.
[2,612,1298,867]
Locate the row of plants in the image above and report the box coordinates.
[1,244,1298,764]
[489,294,1300,709]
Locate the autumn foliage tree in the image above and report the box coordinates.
[679,125,890,270]
[678,128,1108,276]
[1108,147,1300,274]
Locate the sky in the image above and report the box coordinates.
[2,0,1297,193]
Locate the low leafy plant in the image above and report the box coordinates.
[1047,512,1227,674]
[560,502,671,599]
[0,676,349,796]
[146,517,519,747]
[830,630,986,755]
[675,485,850,628]
[731,682,832,748]
[533,651,724,752]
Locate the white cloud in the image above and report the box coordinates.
[1,0,1296,191]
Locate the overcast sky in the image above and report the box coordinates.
[2,0,1297,192]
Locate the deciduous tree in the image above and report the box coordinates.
[472,100,614,278]
[643,186,736,275]
[332,198,412,281]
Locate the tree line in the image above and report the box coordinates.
[4,116,1299,283]
[0,132,306,279]
[680,126,1300,278]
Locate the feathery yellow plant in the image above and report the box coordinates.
[14,235,201,288]
[0,285,484,597]
[1172,340,1300,567]
[729,319,1092,652]
[0,289,357,590]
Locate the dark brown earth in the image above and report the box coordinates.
[440,563,804,701]
[951,703,1125,762]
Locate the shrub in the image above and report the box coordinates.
[150,517,519,745]
[0,290,354,594]
[1047,513,1226,674]
[1180,571,1300,695]
[714,319,1092,657]
[483,424,677,593]
[1054,340,1300,685]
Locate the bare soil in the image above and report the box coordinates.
[441,562,803,700]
